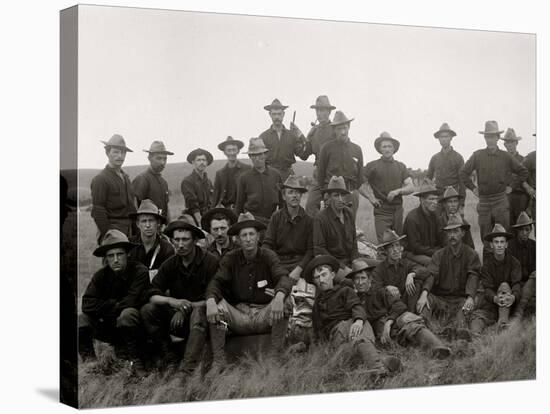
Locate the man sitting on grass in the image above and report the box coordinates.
[79,229,150,377]
[306,255,402,376]
[349,258,451,359]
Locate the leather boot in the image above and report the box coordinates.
[270,317,289,355]
[159,339,180,374]
[181,327,207,375]
[208,323,227,372]
[514,277,535,319]
[120,327,147,377]
[415,328,451,359]
[78,326,96,362]
[356,339,385,371]
[497,306,511,331]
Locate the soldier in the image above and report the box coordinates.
[459,120,528,251]
[427,123,465,213]
[416,215,481,340]
[305,255,402,376]
[403,181,445,266]
[349,258,451,359]
[522,147,536,222]
[362,132,415,243]
[437,186,475,249]
[258,98,307,181]
[128,199,174,281]
[180,148,214,228]
[91,134,136,242]
[140,219,219,375]
[79,230,150,376]
[470,224,522,331]
[235,138,284,227]
[132,141,174,222]
[317,111,363,218]
[212,136,251,211]
[201,207,238,259]
[501,128,529,226]
[206,213,293,370]
[301,95,337,216]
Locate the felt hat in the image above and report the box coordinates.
[483,223,513,242]
[413,181,441,198]
[501,128,522,142]
[345,258,377,279]
[442,213,471,231]
[264,98,288,111]
[93,229,137,257]
[374,131,400,154]
[244,137,269,155]
[227,212,267,236]
[279,175,307,193]
[478,120,503,135]
[377,229,406,249]
[143,140,174,155]
[217,136,244,151]
[186,148,213,165]
[511,211,535,228]
[434,122,457,138]
[201,207,238,233]
[439,186,464,203]
[164,218,205,240]
[100,134,133,152]
[310,95,336,110]
[330,110,354,127]
[304,255,340,284]
[321,176,351,196]
[129,199,167,223]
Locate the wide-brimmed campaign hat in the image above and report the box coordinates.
[377,229,406,249]
[478,120,504,135]
[345,258,377,279]
[511,211,535,228]
[129,199,167,223]
[143,140,174,155]
[304,255,340,284]
[310,95,336,110]
[100,134,133,152]
[439,186,464,203]
[321,176,351,196]
[244,137,269,155]
[93,229,137,257]
[413,181,441,198]
[501,128,522,142]
[279,175,307,193]
[201,207,238,233]
[374,131,400,154]
[186,148,213,165]
[227,212,267,236]
[434,122,457,138]
[217,136,244,151]
[483,223,513,242]
[164,218,205,240]
[264,98,288,111]
[442,214,471,231]
[330,110,354,127]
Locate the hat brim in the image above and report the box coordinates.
[346,262,377,279]
[187,150,214,165]
[511,221,535,229]
[331,118,354,127]
[500,137,522,142]
[374,137,400,154]
[244,149,269,155]
[279,183,308,193]
[143,149,174,155]
[413,189,441,198]
[311,104,336,110]
[227,220,266,236]
[129,211,167,224]
[438,194,464,203]
[443,223,471,231]
[218,140,244,151]
[164,221,205,240]
[377,235,407,249]
[478,130,504,135]
[321,187,351,196]
[483,231,513,242]
[93,241,137,257]
[101,141,133,152]
[201,208,238,233]
[264,105,289,111]
[434,130,457,138]
[304,255,341,283]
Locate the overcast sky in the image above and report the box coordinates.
[75,5,536,170]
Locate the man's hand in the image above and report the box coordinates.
[493,295,502,306]
[380,320,393,345]
[349,319,364,341]
[405,273,416,297]
[370,198,381,208]
[462,296,475,312]
[170,310,186,333]
[288,266,302,283]
[387,189,401,203]
[472,187,479,198]
[386,285,401,298]
[206,298,220,324]
[170,298,193,314]
[416,291,430,314]
[526,186,536,199]
[270,292,285,325]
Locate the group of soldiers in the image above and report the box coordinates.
[79,95,537,382]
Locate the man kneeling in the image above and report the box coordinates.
[206,213,293,369]
[349,258,450,359]
[306,255,402,376]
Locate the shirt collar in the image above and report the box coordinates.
[379,156,395,163]
[238,247,263,264]
[282,205,305,222]
[441,146,454,154]
[148,166,161,176]
[192,169,208,180]
[177,245,205,271]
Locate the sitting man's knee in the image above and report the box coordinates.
[116,307,140,328]
[78,313,92,329]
